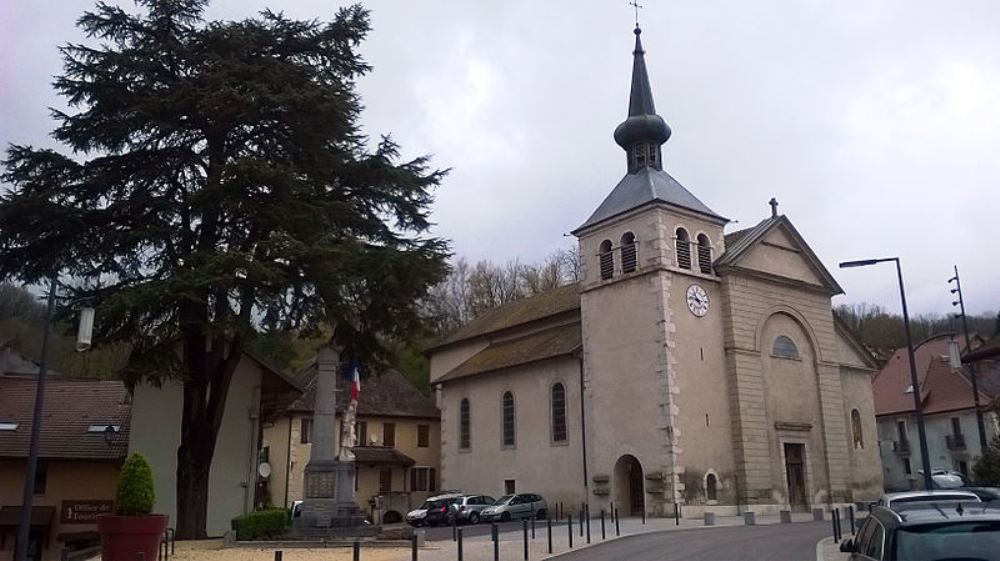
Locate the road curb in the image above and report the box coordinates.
[816,536,833,561]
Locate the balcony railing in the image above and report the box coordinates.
[946,433,966,450]
[893,439,911,456]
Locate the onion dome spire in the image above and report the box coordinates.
[613,26,671,173]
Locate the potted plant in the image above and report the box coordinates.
[97,452,168,561]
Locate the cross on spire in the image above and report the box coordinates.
[628,0,643,27]
[769,197,779,217]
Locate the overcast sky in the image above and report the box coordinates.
[2,0,998,316]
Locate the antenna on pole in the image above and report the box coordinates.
[628,0,644,27]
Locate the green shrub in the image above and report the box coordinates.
[973,434,1000,485]
[115,452,156,516]
[231,508,288,541]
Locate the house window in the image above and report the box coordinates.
[951,417,962,436]
[706,473,718,501]
[379,468,393,493]
[697,233,712,274]
[358,421,368,446]
[621,232,637,273]
[300,417,313,444]
[896,420,907,445]
[551,383,567,443]
[383,423,396,448]
[502,391,516,448]
[411,467,437,492]
[903,458,912,475]
[772,336,799,359]
[505,479,516,495]
[418,424,430,448]
[34,459,48,495]
[851,409,864,449]
[599,240,614,280]
[675,228,691,269]
[459,398,471,450]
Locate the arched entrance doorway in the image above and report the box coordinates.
[613,455,645,516]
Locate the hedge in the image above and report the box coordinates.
[231,508,289,541]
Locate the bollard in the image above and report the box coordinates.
[578,511,584,537]
[568,514,574,548]
[600,509,606,540]
[493,524,499,561]
[353,541,361,561]
[412,533,418,561]
[641,507,646,525]
[170,528,175,557]
[586,505,591,544]
[704,512,715,526]
[457,528,464,561]
[614,507,620,536]
[834,508,842,543]
[674,503,680,526]
[531,509,536,539]
[547,517,553,554]
[522,520,529,561]
[453,516,457,542]
[275,551,283,561]
[849,505,855,535]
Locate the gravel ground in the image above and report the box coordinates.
[161,540,408,561]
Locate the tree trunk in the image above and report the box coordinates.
[175,435,214,539]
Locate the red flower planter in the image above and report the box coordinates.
[97,514,168,561]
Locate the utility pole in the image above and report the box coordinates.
[949,266,988,452]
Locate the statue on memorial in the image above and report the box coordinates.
[337,359,361,461]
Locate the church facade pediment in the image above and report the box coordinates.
[715,216,844,295]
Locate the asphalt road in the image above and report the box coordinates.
[422,518,565,541]
[549,521,830,561]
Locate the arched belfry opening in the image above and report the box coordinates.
[613,455,645,516]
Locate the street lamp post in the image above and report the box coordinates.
[15,277,57,561]
[840,257,933,491]
[948,265,988,453]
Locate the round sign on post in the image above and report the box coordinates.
[258,462,272,479]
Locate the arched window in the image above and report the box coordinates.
[620,232,637,273]
[697,233,712,275]
[502,392,516,448]
[675,228,691,269]
[551,383,567,443]
[599,240,614,280]
[772,335,799,359]
[459,398,471,450]
[706,473,718,501]
[851,409,864,449]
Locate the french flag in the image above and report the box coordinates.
[347,360,361,402]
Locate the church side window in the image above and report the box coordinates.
[851,409,864,449]
[599,239,614,280]
[772,335,799,359]
[706,473,718,501]
[697,233,712,274]
[502,391,516,448]
[551,383,567,443]
[459,398,471,450]
[621,232,637,273]
[675,228,691,269]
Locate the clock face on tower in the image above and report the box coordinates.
[686,284,710,317]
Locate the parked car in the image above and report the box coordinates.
[840,503,1000,560]
[405,493,463,527]
[480,494,547,522]
[873,490,980,510]
[448,494,496,525]
[962,487,1000,502]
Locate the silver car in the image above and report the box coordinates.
[448,494,496,525]
[874,489,980,510]
[480,494,547,522]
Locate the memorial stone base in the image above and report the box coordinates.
[290,460,378,538]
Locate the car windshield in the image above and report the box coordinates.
[894,521,1000,561]
[493,495,514,505]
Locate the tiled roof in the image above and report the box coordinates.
[353,446,416,467]
[287,368,439,419]
[438,323,582,383]
[873,335,999,417]
[0,376,130,460]
[426,284,581,351]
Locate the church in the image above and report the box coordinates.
[425,26,883,518]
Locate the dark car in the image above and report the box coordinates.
[840,502,1000,561]
[405,494,462,527]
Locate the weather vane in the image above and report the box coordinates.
[628,0,643,27]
